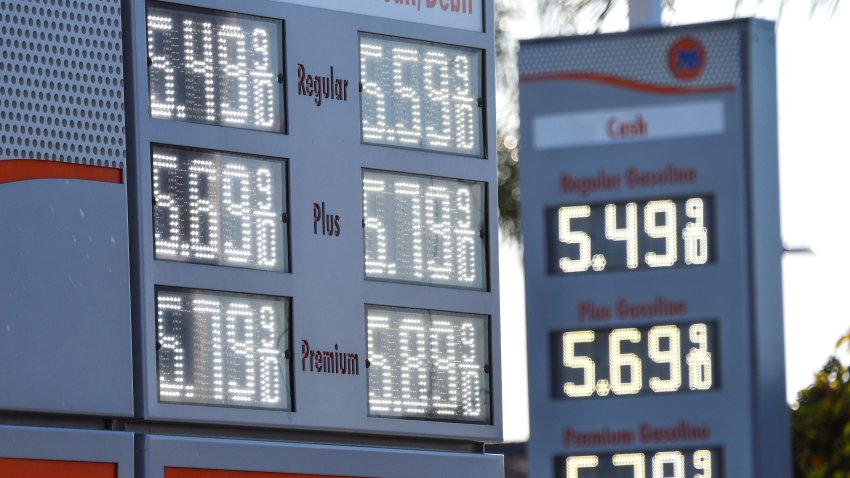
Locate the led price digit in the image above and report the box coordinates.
[558,323,715,399]
[360,33,483,156]
[362,170,486,289]
[564,450,718,478]
[152,145,287,272]
[157,288,291,410]
[147,3,283,131]
[367,306,490,423]
[551,197,712,274]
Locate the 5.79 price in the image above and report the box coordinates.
[561,449,720,478]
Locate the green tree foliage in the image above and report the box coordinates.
[792,333,850,477]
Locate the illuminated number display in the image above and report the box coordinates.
[146,2,284,132]
[363,170,487,289]
[156,287,291,410]
[547,196,714,274]
[360,33,484,156]
[552,322,717,399]
[152,145,288,272]
[558,449,722,478]
[366,305,491,423]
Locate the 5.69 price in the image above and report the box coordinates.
[553,322,717,399]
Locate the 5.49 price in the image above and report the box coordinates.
[547,196,713,274]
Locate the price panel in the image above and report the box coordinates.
[520,20,789,478]
[360,34,484,156]
[152,145,288,272]
[2,0,501,472]
[146,2,285,132]
[124,0,501,445]
[558,449,721,478]
[366,305,490,423]
[547,196,714,274]
[156,287,291,410]
[552,322,717,399]
[362,170,487,289]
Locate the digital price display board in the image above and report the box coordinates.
[520,20,790,478]
[152,145,289,271]
[125,0,501,445]
[1,0,500,474]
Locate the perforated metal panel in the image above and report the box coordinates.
[0,0,125,168]
[519,26,741,88]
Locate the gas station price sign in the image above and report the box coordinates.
[123,0,501,445]
[520,20,790,478]
[0,0,501,474]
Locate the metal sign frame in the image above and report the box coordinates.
[125,0,502,442]
[519,19,789,478]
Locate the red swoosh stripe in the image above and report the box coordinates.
[520,72,736,95]
[0,159,123,185]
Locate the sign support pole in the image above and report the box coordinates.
[628,0,662,29]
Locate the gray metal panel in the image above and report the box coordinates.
[125,0,501,441]
[519,20,789,478]
[0,0,133,417]
[142,434,503,478]
[0,177,133,416]
[0,425,134,478]
[745,20,792,478]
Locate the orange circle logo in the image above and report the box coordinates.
[668,38,707,81]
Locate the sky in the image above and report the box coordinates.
[497,0,850,442]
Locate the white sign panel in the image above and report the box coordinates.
[270,0,482,32]
[533,100,725,151]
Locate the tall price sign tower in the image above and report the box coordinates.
[0,0,502,476]
[519,20,790,478]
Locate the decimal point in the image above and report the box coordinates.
[596,379,610,396]
[591,254,607,272]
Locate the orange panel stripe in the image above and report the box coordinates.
[519,71,736,95]
[166,467,361,478]
[0,457,116,478]
[0,159,123,185]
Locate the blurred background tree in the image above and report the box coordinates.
[494,0,840,239]
[792,331,850,477]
